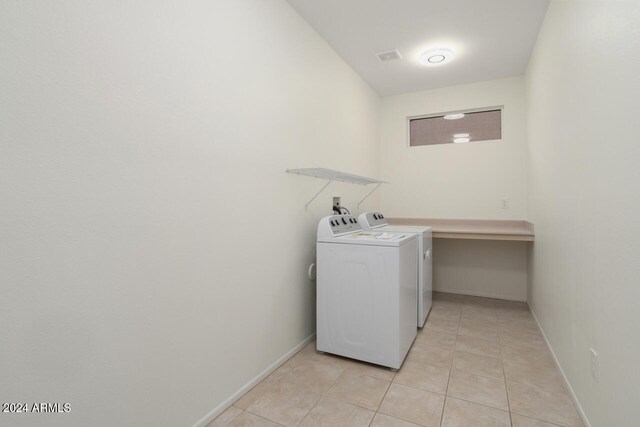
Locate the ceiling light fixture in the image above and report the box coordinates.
[419,48,454,66]
[453,137,470,143]
[453,133,469,138]
[444,113,465,120]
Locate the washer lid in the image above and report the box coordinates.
[318,231,417,247]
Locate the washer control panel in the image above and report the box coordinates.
[317,215,362,238]
[360,212,388,229]
[329,215,361,235]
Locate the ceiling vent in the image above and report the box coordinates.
[376,49,402,62]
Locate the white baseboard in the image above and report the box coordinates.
[435,287,526,302]
[529,307,591,427]
[192,333,316,427]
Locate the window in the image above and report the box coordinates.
[409,108,502,146]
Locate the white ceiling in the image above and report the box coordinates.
[286,0,549,96]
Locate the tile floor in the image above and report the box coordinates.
[208,293,584,427]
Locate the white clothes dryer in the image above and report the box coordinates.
[358,212,433,328]
[316,215,417,369]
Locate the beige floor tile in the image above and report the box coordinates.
[463,298,496,308]
[283,349,309,368]
[425,317,459,334]
[441,397,510,427]
[432,297,464,307]
[500,338,546,352]
[502,352,555,369]
[342,360,396,381]
[267,355,303,383]
[325,370,390,410]
[503,359,567,395]
[498,313,537,325]
[406,343,453,368]
[496,301,531,310]
[378,383,445,426]
[298,397,374,427]
[303,348,351,369]
[232,292,584,426]
[508,381,583,427]
[460,316,499,331]
[293,343,316,358]
[503,308,530,318]
[457,323,500,342]
[462,304,497,315]
[498,313,534,324]
[226,412,281,427]
[497,318,540,332]
[463,295,496,307]
[429,305,462,316]
[246,381,320,427]
[453,350,504,379]
[414,329,456,350]
[455,334,501,358]
[499,325,542,340]
[208,406,243,427]
[501,339,547,356]
[501,342,555,366]
[497,309,534,322]
[393,361,450,394]
[370,413,423,427]
[447,371,508,410]
[460,313,499,332]
[427,306,462,322]
[500,330,546,348]
[234,377,279,410]
[279,357,344,394]
[500,327,542,342]
[460,314,498,326]
[495,299,529,309]
[434,292,465,302]
[496,311,540,331]
[431,299,463,310]
[461,316,498,330]
[511,413,564,426]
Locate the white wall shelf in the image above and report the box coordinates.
[286,168,386,210]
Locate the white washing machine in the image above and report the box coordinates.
[358,212,433,328]
[316,214,418,369]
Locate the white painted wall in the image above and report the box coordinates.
[379,77,529,300]
[379,76,528,220]
[434,239,527,301]
[526,1,640,426]
[0,1,380,426]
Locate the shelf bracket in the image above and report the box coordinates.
[357,182,383,211]
[305,180,333,210]
[287,168,386,211]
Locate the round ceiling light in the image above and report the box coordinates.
[444,113,465,120]
[419,48,454,66]
[453,137,470,143]
[453,133,469,138]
